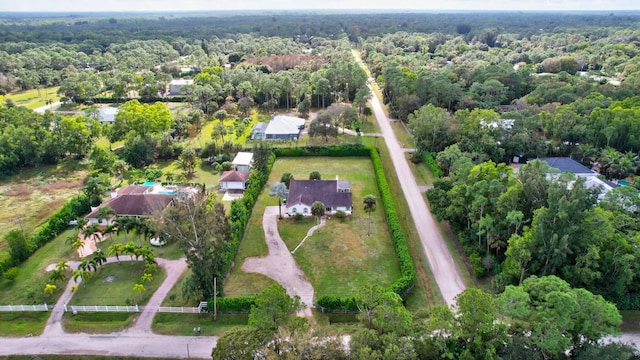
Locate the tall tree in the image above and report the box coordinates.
[156,192,231,297]
[269,182,288,219]
[363,195,377,236]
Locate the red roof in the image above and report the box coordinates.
[219,171,250,183]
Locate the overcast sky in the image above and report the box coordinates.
[3,0,639,12]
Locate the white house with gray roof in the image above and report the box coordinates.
[252,115,306,140]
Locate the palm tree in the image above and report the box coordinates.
[363,195,377,236]
[96,206,116,225]
[108,243,124,262]
[92,249,107,267]
[49,269,66,283]
[82,224,102,245]
[71,237,85,256]
[123,241,137,261]
[311,201,325,224]
[174,147,201,179]
[56,261,70,272]
[269,182,289,219]
[114,216,136,243]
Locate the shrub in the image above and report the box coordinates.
[335,210,346,220]
[294,213,303,221]
[214,295,256,313]
[3,267,19,281]
[422,151,443,178]
[469,252,486,278]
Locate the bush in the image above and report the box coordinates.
[213,296,256,313]
[422,151,443,178]
[469,252,486,278]
[294,213,304,221]
[335,210,346,220]
[3,267,19,281]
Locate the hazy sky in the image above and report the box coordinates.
[3,0,639,12]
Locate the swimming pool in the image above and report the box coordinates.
[619,180,630,186]
[157,191,175,195]
[142,181,156,186]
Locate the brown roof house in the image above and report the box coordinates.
[285,177,352,216]
[86,185,175,225]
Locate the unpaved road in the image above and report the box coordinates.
[242,206,315,317]
[364,74,467,306]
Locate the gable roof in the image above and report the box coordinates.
[540,157,595,175]
[232,152,253,166]
[219,170,250,183]
[266,116,306,135]
[87,194,173,218]
[252,122,268,133]
[286,179,352,208]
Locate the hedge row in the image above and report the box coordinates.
[0,195,91,276]
[82,96,188,104]
[423,151,443,178]
[316,147,416,311]
[273,144,369,157]
[211,295,256,313]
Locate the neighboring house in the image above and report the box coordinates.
[254,115,306,140]
[539,157,618,200]
[232,152,254,172]
[219,171,250,191]
[168,79,194,96]
[285,177,353,216]
[86,185,174,225]
[251,122,268,140]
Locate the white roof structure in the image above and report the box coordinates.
[266,115,306,135]
[169,79,194,86]
[232,152,254,166]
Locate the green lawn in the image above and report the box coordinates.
[0,312,50,336]
[160,269,193,306]
[0,228,80,305]
[69,261,166,306]
[4,86,60,110]
[225,157,402,299]
[391,120,415,149]
[63,312,138,334]
[152,313,248,336]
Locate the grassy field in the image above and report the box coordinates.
[0,160,87,260]
[152,313,248,336]
[0,228,80,305]
[4,86,60,110]
[63,312,139,334]
[225,157,402,299]
[0,312,50,336]
[69,261,166,306]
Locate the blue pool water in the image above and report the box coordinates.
[157,191,175,195]
[142,181,155,186]
[619,180,630,186]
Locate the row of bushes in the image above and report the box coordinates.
[78,96,188,104]
[212,295,256,313]
[316,147,416,311]
[0,195,91,277]
[422,151,443,178]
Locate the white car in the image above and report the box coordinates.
[150,237,167,247]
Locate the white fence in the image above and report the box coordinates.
[0,304,49,312]
[66,304,142,313]
[158,306,202,313]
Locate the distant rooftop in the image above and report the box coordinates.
[266,115,305,135]
[540,157,595,175]
[232,152,253,166]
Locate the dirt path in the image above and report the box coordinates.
[242,206,315,317]
[355,49,467,306]
[126,257,188,333]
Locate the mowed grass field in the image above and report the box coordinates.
[223,156,401,299]
[3,86,60,110]
[0,161,88,262]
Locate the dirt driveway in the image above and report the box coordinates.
[242,206,314,317]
